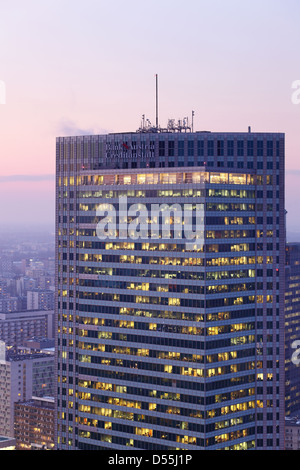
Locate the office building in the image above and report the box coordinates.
[285,242,300,416]
[55,125,285,450]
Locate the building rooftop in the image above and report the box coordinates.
[5,350,54,362]
[15,396,54,409]
[0,436,16,449]
[285,417,300,426]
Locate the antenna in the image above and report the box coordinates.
[155,74,158,129]
[137,76,194,134]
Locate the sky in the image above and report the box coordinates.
[0,0,300,237]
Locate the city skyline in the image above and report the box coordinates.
[0,0,300,454]
[0,0,300,235]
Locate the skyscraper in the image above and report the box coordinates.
[55,125,285,450]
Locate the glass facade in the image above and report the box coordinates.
[55,131,285,450]
[285,243,300,415]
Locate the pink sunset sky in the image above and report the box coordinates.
[0,0,299,237]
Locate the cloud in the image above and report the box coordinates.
[0,174,54,183]
[56,118,111,137]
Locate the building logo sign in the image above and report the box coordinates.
[105,141,155,161]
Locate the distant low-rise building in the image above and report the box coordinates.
[0,296,19,313]
[27,289,54,311]
[0,257,14,278]
[285,416,300,450]
[21,337,55,352]
[0,309,54,347]
[0,343,54,437]
[14,396,54,450]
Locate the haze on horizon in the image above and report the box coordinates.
[0,0,299,238]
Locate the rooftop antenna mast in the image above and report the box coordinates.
[155,74,158,129]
